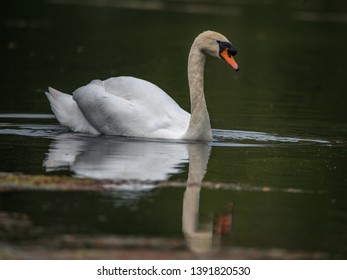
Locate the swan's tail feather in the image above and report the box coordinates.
[45,87,74,127]
[45,87,99,134]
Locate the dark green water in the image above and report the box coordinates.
[0,0,347,258]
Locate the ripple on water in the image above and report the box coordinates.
[212,129,330,147]
[0,114,331,145]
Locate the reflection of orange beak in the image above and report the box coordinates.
[221,48,239,71]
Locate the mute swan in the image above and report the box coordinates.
[46,30,239,142]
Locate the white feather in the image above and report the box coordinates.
[72,77,190,139]
[45,87,99,135]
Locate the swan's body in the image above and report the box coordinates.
[47,77,190,138]
[46,30,238,142]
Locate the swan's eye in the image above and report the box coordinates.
[217,41,235,56]
[218,41,237,57]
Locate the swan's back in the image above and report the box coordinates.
[73,76,190,139]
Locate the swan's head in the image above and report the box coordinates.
[196,30,239,71]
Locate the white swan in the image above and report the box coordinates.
[46,30,239,142]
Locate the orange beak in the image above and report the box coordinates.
[220,48,239,71]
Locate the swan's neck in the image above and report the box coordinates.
[184,42,212,142]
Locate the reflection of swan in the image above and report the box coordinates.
[46,31,239,141]
[182,144,233,254]
[182,144,212,253]
[44,133,231,251]
[43,134,188,185]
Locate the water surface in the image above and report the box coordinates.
[1,0,347,259]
